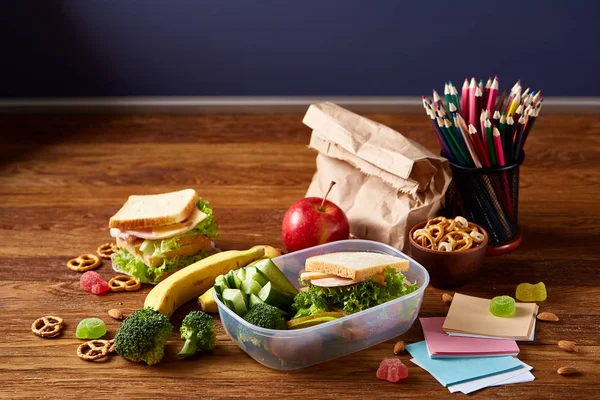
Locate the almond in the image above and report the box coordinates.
[537,312,559,322]
[442,293,453,305]
[108,309,124,320]
[393,340,405,354]
[557,366,578,376]
[558,340,578,353]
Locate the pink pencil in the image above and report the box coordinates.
[468,78,478,129]
[486,76,499,112]
[461,78,470,122]
[493,127,505,166]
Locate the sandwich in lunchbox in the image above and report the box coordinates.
[109,188,219,283]
[299,252,418,313]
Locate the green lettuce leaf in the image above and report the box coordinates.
[113,248,211,284]
[140,197,219,259]
[307,268,418,314]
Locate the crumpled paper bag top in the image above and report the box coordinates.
[303,102,447,194]
[303,102,451,251]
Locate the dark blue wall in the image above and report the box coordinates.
[1,1,597,97]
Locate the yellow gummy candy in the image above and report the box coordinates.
[515,282,547,302]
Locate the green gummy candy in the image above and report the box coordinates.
[76,318,107,339]
[515,282,547,302]
[489,295,516,317]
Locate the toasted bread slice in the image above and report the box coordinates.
[305,252,409,281]
[117,233,213,268]
[109,189,199,230]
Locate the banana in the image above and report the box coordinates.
[247,245,283,266]
[197,287,218,313]
[144,247,265,317]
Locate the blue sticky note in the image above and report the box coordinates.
[406,341,523,386]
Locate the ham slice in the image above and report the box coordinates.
[110,207,206,240]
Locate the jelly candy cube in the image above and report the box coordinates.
[80,271,104,291]
[91,281,111,295]
[76,318,107,339]
[489,295,516,317]
[376,358,408,382]
[516,282,547,302]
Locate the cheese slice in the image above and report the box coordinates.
[300,271,338,281]
[116,207,208,240]
[151,207,207,237]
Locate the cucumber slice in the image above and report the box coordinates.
[244,266,269,286]
[225,270,241,289]
[241,279,262,296]
[254,259,298,295]
[222,288,248,316]
[213,275,227,299]
[236,268,247,281]
[248,293,265,308]
[258,282,295,310]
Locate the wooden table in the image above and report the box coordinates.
[1,113,598,399]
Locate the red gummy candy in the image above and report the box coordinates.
[80,271,104,291]
[376,358,408,383]
[90,281,111,295]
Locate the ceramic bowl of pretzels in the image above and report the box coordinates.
[408,216,488,289]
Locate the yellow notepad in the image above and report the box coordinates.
[443,293,538,340]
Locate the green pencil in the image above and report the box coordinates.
[485,118,497,166]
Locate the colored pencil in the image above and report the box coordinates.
[506,91,521,119]
[454,114,482,168]
[496,90,507,112]
[493,127,505,166]
[483,77,492,105]
[505,115,515,164]
[493,110,501,127]
[486,76,499,112]
[468,78,478,128]
[469,124,491,168]
[461,78,469,122]
[512,115,526,161]
[485,118,497,166]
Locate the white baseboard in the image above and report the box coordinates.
[0,96,599,114]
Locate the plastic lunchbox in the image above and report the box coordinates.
[214,239,430,370]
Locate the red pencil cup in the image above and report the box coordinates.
[444,153,524,255]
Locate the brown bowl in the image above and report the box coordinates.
[408,220,488,289]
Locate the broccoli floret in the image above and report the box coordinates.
[243,303,287,330]
[290,291,330,319]
[114,307,173,365]
[176,311,216,359]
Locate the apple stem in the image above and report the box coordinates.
[320,181,336,209]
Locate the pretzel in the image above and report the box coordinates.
[108,275,141,292]
[428,224,446,243]
[470,231,485,243]
[440,230,474,251]
[67,254,101,272]
[77,339,113,361]
[413,229,437,249]
[425,216,447,228]
[97,243,118,259]
[454,216,469,229]
[456,225,479,234]
[32,316,64,338]
[437,241,453,252]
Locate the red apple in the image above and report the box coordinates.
[282,182,350,253]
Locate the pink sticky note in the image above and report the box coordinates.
[421,317,519,358]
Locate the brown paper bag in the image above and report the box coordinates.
[304,102,451,251]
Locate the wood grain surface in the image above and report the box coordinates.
[0,113,599,399]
